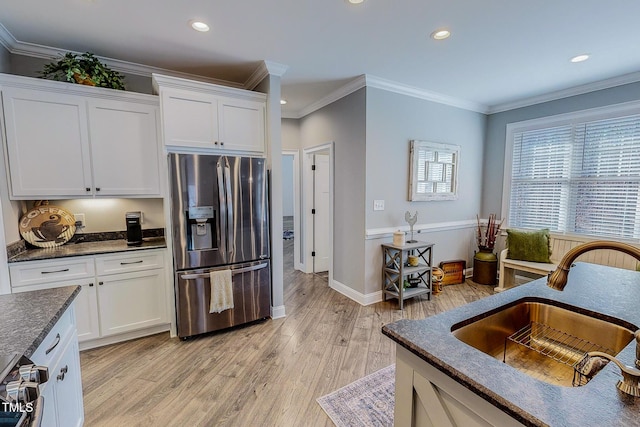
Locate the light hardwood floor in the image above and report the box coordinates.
[80,239,493,426]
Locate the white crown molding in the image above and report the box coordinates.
[293,75,368,119]
[0,23,15,51]
[244,60,289,90]
[487,71,640,114]
[365,75,489,113]
[0,22,246,89]
[289,74,489,119]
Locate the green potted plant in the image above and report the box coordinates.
[40,52,126,90]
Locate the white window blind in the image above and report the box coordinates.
[507,112,640,240]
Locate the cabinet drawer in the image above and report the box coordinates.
[9,258,94,288]
[29,305,75,367]
[95,250,164,276]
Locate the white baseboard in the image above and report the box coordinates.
[271,304,286,319]
[330,279,383,306]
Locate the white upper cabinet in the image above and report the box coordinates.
[0,74,161,199]
[160,88,220,149]
[218,98,265,153]
[2,87,93,197]
[153,73,266,154]
[87,99,160,196]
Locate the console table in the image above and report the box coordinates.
[382,241,434,310]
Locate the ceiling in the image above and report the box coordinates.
[1,0,640,117]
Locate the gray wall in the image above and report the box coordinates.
[366,87,486,229]
[299,88,367,293]
[363,88,487,295]
[9,54,153,94]
[483,82,640,217]
[281,119,301,150]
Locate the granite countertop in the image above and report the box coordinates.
[382,262,640,427]
[0,286,81,358]
[8,237,166,263]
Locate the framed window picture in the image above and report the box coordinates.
[409,140,460,201]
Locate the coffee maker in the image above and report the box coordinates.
[125,212,143,246]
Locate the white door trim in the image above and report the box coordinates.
[282,149,302,271]
[302,142,334,286]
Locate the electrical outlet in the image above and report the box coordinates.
[373,200,385,211]
[74,213,86,228]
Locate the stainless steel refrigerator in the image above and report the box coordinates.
[168,153,271,339]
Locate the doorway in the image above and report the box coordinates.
[302,143,334,284]
[282,150,301,271]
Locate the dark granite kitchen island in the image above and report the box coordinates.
[382,262,640,427]
[0,285,81,357]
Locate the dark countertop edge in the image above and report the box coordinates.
[24,285,81,357]
[381,328,545,427]
[8,237,167,263]
[382,262,640,427]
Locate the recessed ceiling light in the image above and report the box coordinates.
[347,0,365,4]
[280,99,287,105]
[570,54,590,63]
[190,20,210,32]
[431,29,451,40]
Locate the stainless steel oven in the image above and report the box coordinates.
[0,355,47,427]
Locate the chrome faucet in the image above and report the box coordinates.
[547,240,640,291]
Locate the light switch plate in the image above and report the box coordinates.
[373,200,385,211]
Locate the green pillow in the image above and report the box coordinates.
[506,229,552,263]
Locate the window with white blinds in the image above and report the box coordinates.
[505,105,640,240]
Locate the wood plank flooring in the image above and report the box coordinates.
[80,239,493,426]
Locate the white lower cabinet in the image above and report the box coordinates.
[97,268,167,336]
[31,305,84,427]
[10,249,169,348]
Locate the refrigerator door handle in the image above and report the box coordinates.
[224,159,235,258]
[179,262,269,280]
[217,160,227,259]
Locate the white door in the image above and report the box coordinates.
[313,154,330,273]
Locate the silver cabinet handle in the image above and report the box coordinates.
[120,260,144,265]
[41,268,69,275]
[56,365,68,382]
[45,333,61,355]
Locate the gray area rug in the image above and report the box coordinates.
[317,365,395,427]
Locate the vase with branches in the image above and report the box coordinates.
[476,213,503,252]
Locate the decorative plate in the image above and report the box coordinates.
[19,205,76,248]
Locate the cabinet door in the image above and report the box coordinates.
[88,100,161,196]
[74,282,100,343]
[51,336,84,427]
[218,98,265,153]
[2,87,92,198]
[97,269,167,336]
[160,89,219,148]
[39,376,58,427]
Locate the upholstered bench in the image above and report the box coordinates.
[496,230,640,292]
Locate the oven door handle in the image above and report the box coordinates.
[179,262,268,280]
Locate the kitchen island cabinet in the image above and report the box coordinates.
[0,73,161,199]
[0,286,83,427]
[383,262,640,426]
